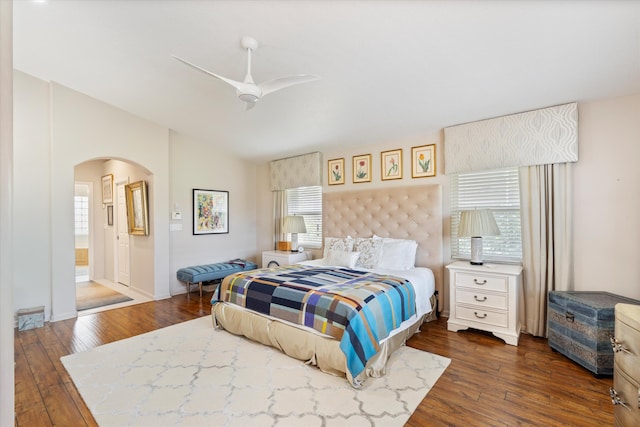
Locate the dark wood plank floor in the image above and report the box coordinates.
[15,291,613,426]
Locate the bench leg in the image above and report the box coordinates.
[199,282,203,298]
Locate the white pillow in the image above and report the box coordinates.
[324,250,361,268]
[323,236,354,258]
[377,239,418,270]
[353,238,383,269]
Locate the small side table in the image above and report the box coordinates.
[261,250,310,268]
[447,261,523,345]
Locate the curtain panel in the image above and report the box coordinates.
[270,152,322,191]
[519,163,573,337]
[444,103,578,174]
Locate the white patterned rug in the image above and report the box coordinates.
[61,316,450,426]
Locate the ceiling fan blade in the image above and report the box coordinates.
[259,74,320,96]
[172,55,245,91]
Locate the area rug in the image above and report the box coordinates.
[76,281,133,311]
[61,316,450,426]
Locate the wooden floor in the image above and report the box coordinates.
[15,291,613,426]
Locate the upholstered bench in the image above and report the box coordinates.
[177,259,257,298]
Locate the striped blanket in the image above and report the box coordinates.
[213,265,417,381]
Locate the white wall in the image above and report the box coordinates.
[256,94,640,312]
[13,71,52,317]
[168,131,258,296]
[574,93,640,300]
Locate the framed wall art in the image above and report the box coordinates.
[101,174,113,204]
[328,158,345,185]
[381,149,403,181]
[125,180,149,235]
[193,189,229,235]
[352,154,372,183]
[411,144,436,178]
[107,205,114,226]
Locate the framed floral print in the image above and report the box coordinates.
[193,189,229,235]
[381,149,402,181]
[352,154,372,183]
[328,158,345,185]
[411,144,436,178]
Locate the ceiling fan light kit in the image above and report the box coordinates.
[173,36,319,110]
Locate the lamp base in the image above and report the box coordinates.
[291,233,299,252]
[470,236,484,265]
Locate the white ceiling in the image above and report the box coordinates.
[13,0,640,162]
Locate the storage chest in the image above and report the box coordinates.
[548,291,640,376]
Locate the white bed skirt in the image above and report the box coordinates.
[211,302,430,387]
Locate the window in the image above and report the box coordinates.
[450,167,522,262]
[286,186,322,249]
[74,195,89,235]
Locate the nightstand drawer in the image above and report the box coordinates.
[456,289,508,310]
[455,272,508,293]
[456,305,508,328]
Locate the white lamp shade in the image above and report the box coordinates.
[283,215,307,234]
[458,209,500,237]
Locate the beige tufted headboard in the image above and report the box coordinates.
[323,185,443,311]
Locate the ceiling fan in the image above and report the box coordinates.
[172,36,320,110]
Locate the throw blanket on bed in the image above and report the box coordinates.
[213,265,416,381]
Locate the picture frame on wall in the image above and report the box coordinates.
[381,149,403,181]
[328,158,345,185]
[125,180,149,235]
[101,174,113,204]
[411,144,436,178]
[352,154,372,183]
[193,189,229,235]
[107,205,114,226]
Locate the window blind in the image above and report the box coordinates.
[286,186,322,249]
[450,167,522,262]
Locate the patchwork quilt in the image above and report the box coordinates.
[213,265,416,380]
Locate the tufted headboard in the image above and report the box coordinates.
[323,185,443,311]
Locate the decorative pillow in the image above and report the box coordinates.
[353,238,383,269]
[377,239,418,270]
[324,250,361,269]
[323,236,354,258]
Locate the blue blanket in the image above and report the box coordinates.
[213,265,416,381]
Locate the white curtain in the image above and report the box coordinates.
[273,190,287,250]
[519,163,573,337]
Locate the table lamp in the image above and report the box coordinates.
[283,215,307,252]
[458,209,500,265]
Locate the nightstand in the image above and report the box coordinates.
[446,260,523,345]
[261,250,310,268]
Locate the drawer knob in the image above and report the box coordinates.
[474,312,487,319]
[610,337,635,356]
[473,278,487,285]
[474,295,487,302]
[609,387,633,411]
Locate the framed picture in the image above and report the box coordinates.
[107,205,114,226]
[125,180,149,236]
[381,149,403,181]
[328,158,345,185]
[352,154,371,183]
[193,189,229,235]
[101,174,113,204]
[411,144,436,178]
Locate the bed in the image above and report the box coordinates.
[212,185,443,387]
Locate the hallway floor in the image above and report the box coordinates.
[75,266,151,315]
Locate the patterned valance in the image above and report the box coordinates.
[270,152,322,191]
[444,103,578,174]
